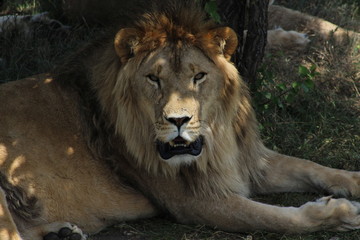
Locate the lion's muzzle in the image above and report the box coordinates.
[156,136,203,160]
[156,102,202,160]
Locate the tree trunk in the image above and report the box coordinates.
[217,0,269,84]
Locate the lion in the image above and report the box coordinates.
[268,2,360,44]
[266,0,359,50]
[0,1,360,240]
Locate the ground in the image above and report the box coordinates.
[0,0,359,239]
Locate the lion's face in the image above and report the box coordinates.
[113,25,239,167]
[133,46,224,165]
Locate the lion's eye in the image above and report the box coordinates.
[193,72,207,84]
[146,74,161,88]
[147,74,159,82]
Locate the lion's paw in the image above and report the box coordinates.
[331,200,360,231]
[302,197,360,231]
[42,222,86,240]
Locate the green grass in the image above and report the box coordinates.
[1,0,360,239]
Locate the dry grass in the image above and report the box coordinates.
[1,0,359,239]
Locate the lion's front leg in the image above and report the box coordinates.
[255,151,360,197]
[171,194,360,233]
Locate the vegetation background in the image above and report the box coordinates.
[0,0,359,239]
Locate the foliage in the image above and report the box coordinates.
[252,64,319,113]
[203,0,221,23]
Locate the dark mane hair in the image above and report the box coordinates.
[52,0,231,204]
[50,0,268,206]
[52,0,217,163]
[54,0,215,89]
[136,0,215,38]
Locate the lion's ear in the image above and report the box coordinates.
[208,27,238,60]
[114,28,144,64]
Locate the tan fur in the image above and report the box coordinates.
[0,189,22,240]
[266,1,360,50]
[269,4,360,44]
[266,27,310,50]
[0,2,360,240]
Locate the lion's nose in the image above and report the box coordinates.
[165,116,192,128]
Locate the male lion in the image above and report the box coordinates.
[0,1,360,240]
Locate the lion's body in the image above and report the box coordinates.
[0,1,360,240]
[0,75,156,237]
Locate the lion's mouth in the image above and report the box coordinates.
[156,136,203,160]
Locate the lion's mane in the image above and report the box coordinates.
[54,0,268,198]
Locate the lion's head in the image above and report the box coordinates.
[124,44,233,165]
[65,1,264,179]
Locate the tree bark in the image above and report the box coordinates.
[217,0,269,84]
